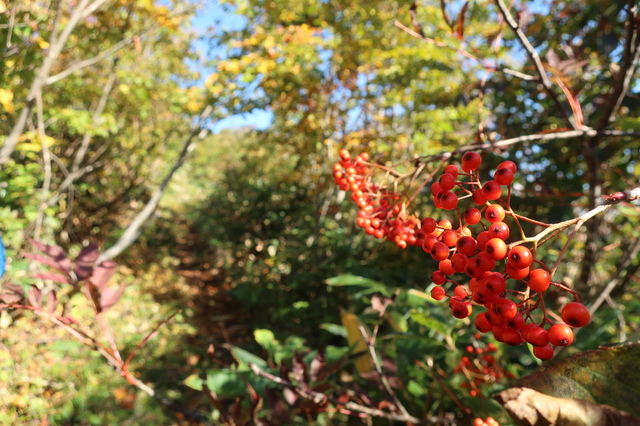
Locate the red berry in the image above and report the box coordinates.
[432,270,447,285]
[506,263,530,280]
[472,189,487,205]
[476,231,491,250]
[484,273,506,294]
[475,313,493,333]
[503,328,524,346]
[528,269,551,293]
[431,286,446,300]
[421,217,437,234]
[533,344,554,360]
[494,298,517,320]
[439,173,456,191]
[456,236,477,256]
[488,221,510,240]
[439,259,456,276]
[561,302,591,327]
[461,152,482,172]
[485,204,506,223]
[444,164,459,178]
[439,191,459,210]
[431,242,450,261]
[497,160,517,174]
[451,253,468,273]
[494,167,514,185]
[485,238,508,260]
[441,230,458,247]
[482,180,502,200]
[507,246,533,269]
[548,323,574,346]
[339,149,350,160]
[464,208,482,225]
[454,285,469,298]
[523,325,549,347]
[431,182,442,197]
[451,300,471,319]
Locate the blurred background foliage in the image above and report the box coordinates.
[0,0,639,424]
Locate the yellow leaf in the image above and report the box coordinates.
[0,88,14,113]
[0,1,6,14]
[36,37,50,50]
[340,308,374,374]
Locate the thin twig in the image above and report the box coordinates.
[358,325,412,420]
[0,0,110,166]
[418,129,640,164]
[249,363,450,425]
[493,0,577,128]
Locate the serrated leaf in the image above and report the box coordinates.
[516,344,640,416]
[326,274,391,295]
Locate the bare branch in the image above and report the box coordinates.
[45,37,131,86]
[493,0,577,129]
[595,2,640,130]
[97,106,214,263]
[34,91,52,242]
[419,129,640,164]
[0,0,110,166]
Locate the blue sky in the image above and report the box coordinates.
[191,1,274,133]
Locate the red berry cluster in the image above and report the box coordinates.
[332,149,422,248]
[473,417,500,426]
[332,149,592,359]
[454,338,513,398]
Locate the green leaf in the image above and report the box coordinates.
[410,310,450,337]
[516,343,640,416]
[325,274,391,295]
[229,345,267,371]
[320,323,347,337]
[183,373,204,391]
[206,369,247,397]
[254,328,279,354]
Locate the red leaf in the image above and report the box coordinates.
[23,253,67,274]
[90,260,117,289]
[28,286,42,308]
[310,347,326,382]
[0,283,24,304]
[74,244,100,281]
[100,286,126,311]
[27,238,71,274]
[47,290,58,315]
[292,352,309,390]
[32,272,70,285]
